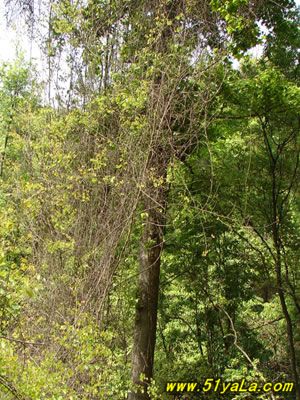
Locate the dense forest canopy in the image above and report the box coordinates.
[0,0,299,400]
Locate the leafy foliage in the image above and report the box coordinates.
[0,1,299,399]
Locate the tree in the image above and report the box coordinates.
[0,1,299,399]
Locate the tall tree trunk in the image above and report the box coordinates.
[266,129,300,399]
[129,143,167,400]
[129,193,165,400]
[128,3,180,398]
[272,211,300,399]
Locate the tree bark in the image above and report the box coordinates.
[128,195,165,400]
[128,3,179,398]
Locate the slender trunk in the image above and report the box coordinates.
[0,134,9,177]
[275,262,300,399]
[270,163,300,399]
[262,122,300,399]
[129,190,165,400]
[273,227,300,399]
[128,4,179,398]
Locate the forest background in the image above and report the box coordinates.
[0,1,299,400]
